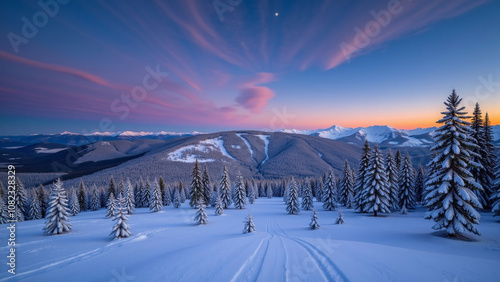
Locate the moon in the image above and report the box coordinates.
[275,12,278,16]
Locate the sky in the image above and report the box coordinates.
[0,0,499,135]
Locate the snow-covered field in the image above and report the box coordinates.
[2,198,500,281]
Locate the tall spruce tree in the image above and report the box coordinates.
[14,178,28,221]
[69,190,80,216]
[360,145,391,216]
[90,187,101,211]
[399,152,416,211]
[414,165,425,204]
[158,177,166,203]
[340,161,355,208]
[481,113,496,207]
[142,178,152,208]
[43,179,72,235]
[106,192,117,218]
[286,177,300,215]
[38,184,49,218]
[248,182,256,204]
[470,103,489,207]
[424,90,483,237]
[202,165,211,205]
[125,178,135,214]
[322,170,337,211]
[173,189,181,208]
[215,195,224,215]
[29,193,42,220]
[395,149,403,172]
[117,178,125,198]
[190,160,204,208]
[150,180,163,212]
[219,166,232,209]
[163,186,172,206]
[107,176,116,202]
[385,150,399,210]
[78,180,87,212]
[301,180,314,210]
[354,141,371,211]
[233,174,247,209]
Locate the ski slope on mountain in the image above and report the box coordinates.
[2,198,499,282]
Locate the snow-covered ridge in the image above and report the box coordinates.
[57,131,201,137]
[278,124,500,147]
[165,137,236,163]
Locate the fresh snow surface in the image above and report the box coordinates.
[34,147,67,154]
[3,198,500,281]
[165,137,236,163]
[236,133,255,161]
[256,135,270,166]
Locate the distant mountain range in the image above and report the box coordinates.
[2,125,498,148]
[279,125,500,147]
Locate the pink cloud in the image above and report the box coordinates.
[235,72,276,113]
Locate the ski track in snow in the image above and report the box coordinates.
[236,133,255,162]
[231,218,347,282]
[256,135,270,167]
[8,228,170,281]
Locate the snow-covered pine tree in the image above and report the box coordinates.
[136,178,144,207]
[43,179,72,235]
[194,202,208,225]
[107,176,116,202]
[395,149,403,172]
[248,182,256,204]
[354,141,371,211]
[414,165,425,204]
[190,160,204,208]
[38,184,49,218]
[385,150,399,210]
[340,161,355,208]
[90,186,101,211]
[173,189,181,208]
[117,178,125,198]
[106,192,117,218]
[69,190,80,216]
[29,193,42,220]
[163,186,172,206]
[202,165,211,205]
[215,195,223,215]
[125,178,135,214]
[310,208,320,230]
[158,177,166,203]
[286,177,300,215]
[470,103,490,207]
[142,178,151,208]
[361,144,391,216]
[110,194,131,239]
[78,180,87,211]
[398,152,416,211]
[219,166,232,209]
[301,180,314,210]
[243,213,256,233]
[233,174,247,209]
[425,90,483,237]
[14,178,28,221]
[336,208,345,224]
[481,113,497,208]
[266,183,273,198]
[150,180,162,212]
[322,170,337,211]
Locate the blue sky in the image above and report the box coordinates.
[0,0,499,135]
